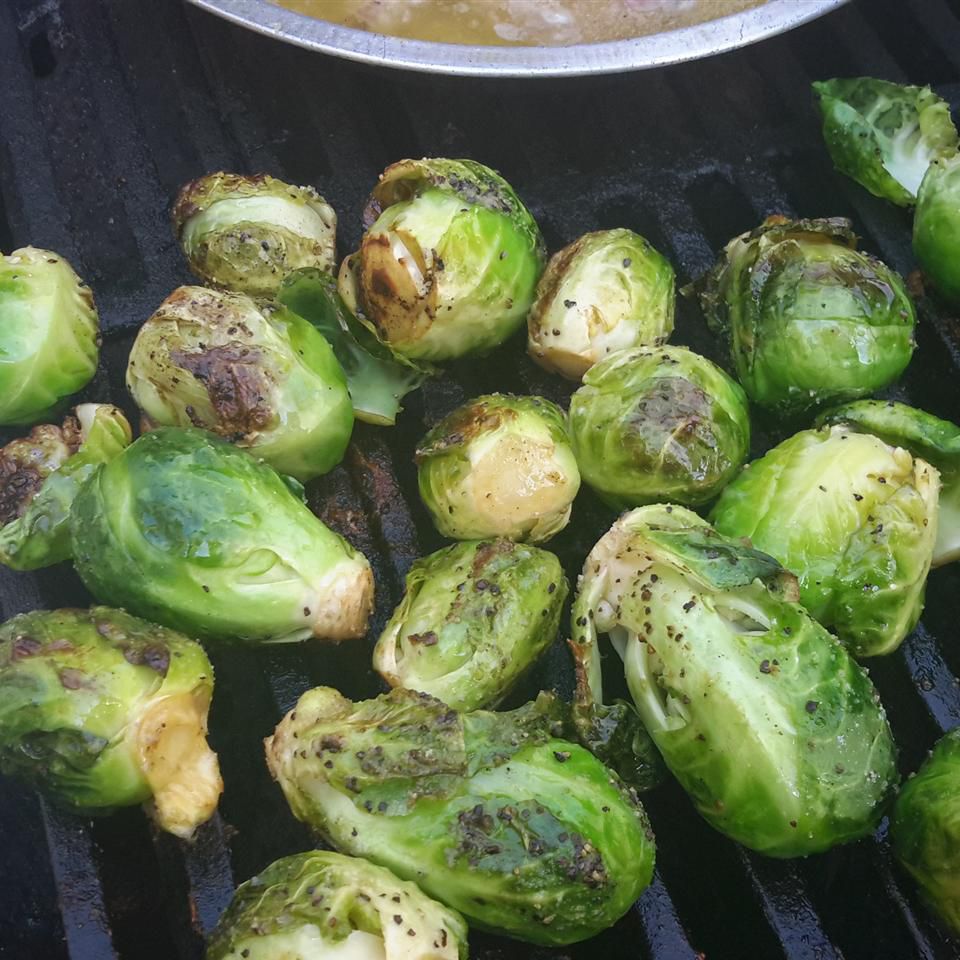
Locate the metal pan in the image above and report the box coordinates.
[185,0,850,77]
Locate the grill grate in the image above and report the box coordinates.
[1,0,959,957]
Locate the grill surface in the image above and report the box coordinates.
[1,1,959,958]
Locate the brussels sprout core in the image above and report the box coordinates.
[0,247,99,426]
[528,228,675,380]
[416,394,580,543]
[695,216,916,415]
[173,172,337,296]
[571,505,898,857]
[0,403,132,570]
[343,158,545,363]
[569,344,750,509]
[0,607,221,837]
[127,286,353,482]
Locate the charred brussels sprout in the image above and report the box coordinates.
[278,267,427,426]
[569,345,750,509]
[0,404,131,571]
[914,153,960,306]
[172,172,336,296]
[373,539,567,711]
[813,78,959,206]
[340,158,545,363]
[891,728,960,935]
[126,286,353,482]
[69,428,373,643]
[695,216,915,416]
[0,247,99,426]
[0,607,221,837]
[207,850,468,960]
[266,688,655,946]
[711,425,939,658]
[416,394,580,543]
[571,505,898,857]
[527,229,675,380]
[818,399,960,567]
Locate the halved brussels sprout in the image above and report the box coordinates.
[0,403,132,571]
[568,344,750,509]
[266,688,655,946]
[817,399,960,567]
[891,728,960,935]
[694,216,916,415]
[207,850,468,960]
[373,539,567,711]
[571,505,898,857]
[172,172,336,296]
[0,247,99,426]
[527,228,675,380]
[340,158,545,363]
[813,78,959,206]
[278,267,427,426]
[126,286,353,482]
[0,607,221,837]
[69,427,373,643]
[914,153,960,306]
[416,394,580,543]
[711,425,939,657]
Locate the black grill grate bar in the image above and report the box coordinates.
[899,626,960,730]
[634,872,702,960]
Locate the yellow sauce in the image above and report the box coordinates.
[274,0,766,47]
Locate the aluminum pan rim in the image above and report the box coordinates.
[186,0,850,78]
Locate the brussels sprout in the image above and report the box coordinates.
[207,850,468,960]
[818,399,960,567]
[172,172,336,297]
[890,728,960,935]
[0,404,132,571]
[813,78,959,206]
[0,607,221,837]
[69,427,373,643]
[571,505,898,857]
[711,425,939,657]
[694,216,916,416]
[914,153,960,306]
[568,345,750,509]
[340,158,545,363]
[278,268,427,427]
[0,247,99,427]
[526,229,675,380]
[416,394,580,543]
[266,688,655,945]
[374,539,567,711]
[126,286,353,482]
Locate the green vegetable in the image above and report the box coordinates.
[571,505,898,857]
[694,216,916,416]
[373,539,568,711]
[817,399,960,567]
[126,285,353,482]
[813,78,959,206]
[278,267,427,427]
[0,404,132,570]
[711,425,939,657]
[0,246,99,426]
[568,344,750,509]
[172,172,336,296]
[266,688,655,945]
[891,728,960,935]
[0,607,221,837]
[914,153,960,306]
[416,394,580,543]
[69,427,373,643]
[340,158,545,363]
[207,850,468,960]
[527,228,675,380]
